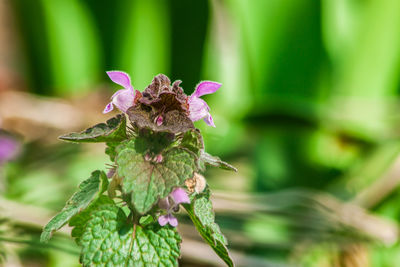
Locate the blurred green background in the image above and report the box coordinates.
[1,0,400,266]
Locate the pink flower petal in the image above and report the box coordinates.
[112,88,135,113]
[154,154,163,163]
[106,168,116,178]
[171,188,190,204]
[158,215,169,226]
[103,102,114,114]
[188,97,209,122]
[155,115,163,126]
[0,135,20,163]
[144,153,152,161]
[168,215,178,227]
[193,81,221,98]
[203,113,215,127]
[106,71,132,89]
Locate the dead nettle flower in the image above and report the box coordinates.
[0,133,20,165]
[154,154,163,163]
[106,168,116,179]
[158,188,190,227]
[154,115,163,126]
[144,153,163,163]
[103,71,222,127]
[144,153,152,161]
[188,81,221,127]
[103,71,137,114]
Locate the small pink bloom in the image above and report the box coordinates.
[188,81,221,127]
[154,154,163,163]
[144,153,152,161]
[103,71,135,113]
[106,168,116,178]
[171,188,190,204]
[0,135,20,164]
[155,115,163,126]
[158,214,178,227]
[158,188,190,227]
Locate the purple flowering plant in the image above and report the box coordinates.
[0,133,20,165]
[40,72,237,266]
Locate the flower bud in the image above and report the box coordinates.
[154,154,163,163]
[144,153,152,161]
[155,115,163,126]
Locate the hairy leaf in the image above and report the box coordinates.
[116,140,196,213]
[183,188,233,267]
[59,114,127,143]
[69,195,114,245]
[40,170,109,242]
[200,151,237,172]
[134,129,175,155]
[139,214,155,226]
[179,129,204,156]
[105,142,120,161]
[140,74,188,112]
[79,204,181,266]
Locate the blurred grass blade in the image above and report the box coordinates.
[323,0,400,138]
[40,0,101,95]
[114,0,170,90]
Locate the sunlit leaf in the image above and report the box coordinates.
[183,187,233,267]
[59,114,127,143]
[40,170,108,242]
[200,151,237,172]
[79,204,181,266]
[116,139,196,213]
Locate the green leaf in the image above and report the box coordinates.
[59,114,127,143]
[183,187,234,267]
[179,129,204,156]
[105,142,120,161]
[139,214,155,226]
[69,195,115,245]
[200,151,237,172]
[40,170,109,243]
[116,140,196,213]
[134,129,175,155]
[79,204,181,266]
